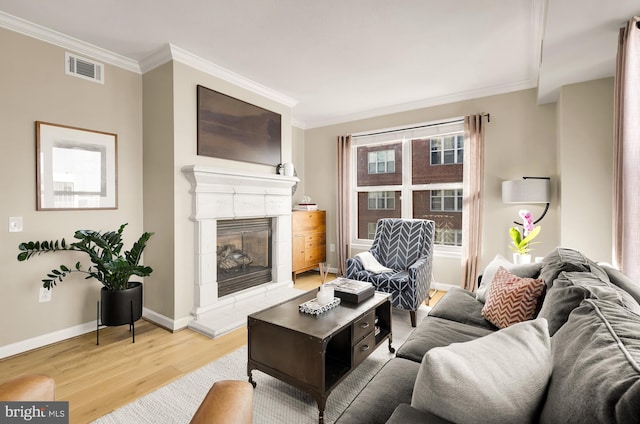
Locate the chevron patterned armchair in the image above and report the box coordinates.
[346,218,435,327]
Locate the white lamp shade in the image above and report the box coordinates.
[502,179,550,204]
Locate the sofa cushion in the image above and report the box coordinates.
[395,316,495,363]
[481,267,545,328]
[540,299,640,423]
[386,404,454,424]
[335,358,420,424]
[428,287,497,330]
[411,318,551,424]
[539,247,609,286]
[476,253,542,302]
[538,271,640,336]
[602,264,640,305]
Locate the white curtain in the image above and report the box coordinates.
[462,114,485,291]
[614,16,640,279]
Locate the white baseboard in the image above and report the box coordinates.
[0,321,97,360]
[0,308,194,359]
[142,308,192,332]
[431,281,457,291]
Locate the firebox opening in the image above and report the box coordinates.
[217,218,272,297]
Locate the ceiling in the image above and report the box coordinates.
[0,0,637,128]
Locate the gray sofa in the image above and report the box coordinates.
[336,247,640,424]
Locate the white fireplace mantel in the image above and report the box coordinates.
[182,165,299,220]
[182,165,299,321]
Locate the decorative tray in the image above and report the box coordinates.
[299,297,341,316]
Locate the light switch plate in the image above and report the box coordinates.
[9,216,23,232]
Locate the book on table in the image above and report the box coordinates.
[329,278,375,303]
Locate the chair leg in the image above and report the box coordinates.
[426,289,438,306]
[410,310,417,327]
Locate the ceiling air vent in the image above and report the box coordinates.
[65,52,104,84]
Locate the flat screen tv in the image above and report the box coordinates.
[197,85,281,166]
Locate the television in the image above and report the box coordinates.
[197,85,281,166]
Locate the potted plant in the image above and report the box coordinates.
[17,223,153,327]
[508,209,541,264]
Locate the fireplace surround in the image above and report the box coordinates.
[182,165,298,323]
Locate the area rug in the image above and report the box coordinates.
[93,306,430,424]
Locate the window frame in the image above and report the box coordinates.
[350,121,465,258]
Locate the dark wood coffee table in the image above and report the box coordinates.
[247,290,394,423]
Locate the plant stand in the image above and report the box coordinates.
[96,299,136,345]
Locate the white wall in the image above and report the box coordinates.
[292,126,306,206]
[557,78,614,263]
[142,62,176,320]
[0,28,143,348]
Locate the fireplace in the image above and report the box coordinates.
[217,218,272,297]
[182,165,298,322]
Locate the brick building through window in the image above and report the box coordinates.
[352,121,464,248]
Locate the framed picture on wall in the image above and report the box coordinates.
[197,85,282,166]
[36,121,118,210]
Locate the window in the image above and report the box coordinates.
[368,191,395,210]
[351,119,464,250]
[367,222,377,239]
[430,135,463,165]
[368,150,395,174]
[435,228,463,246]
[430,189,463,212]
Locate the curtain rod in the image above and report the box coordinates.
[352,113,490,139]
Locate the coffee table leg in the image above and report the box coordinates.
[316,396,327,424]
[248,371,257,388]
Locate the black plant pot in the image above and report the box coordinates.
[100,282,143,326]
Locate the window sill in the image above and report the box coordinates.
[433,246,462,259]
[350,241,462,259]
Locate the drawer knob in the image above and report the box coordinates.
[360,344,370,352]
[359,322,370,329]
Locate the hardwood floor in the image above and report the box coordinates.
[0,272,443,423]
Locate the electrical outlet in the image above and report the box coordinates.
[330,244,336,252]
[39,287,52,303]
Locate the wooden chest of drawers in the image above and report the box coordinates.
[292,210,326,282]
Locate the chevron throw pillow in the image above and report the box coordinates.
[482,266,545,328]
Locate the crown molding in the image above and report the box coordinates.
[302,78,537,129]
[140,43,298,108]
[137,43,173,73]
[0,11,140,73]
